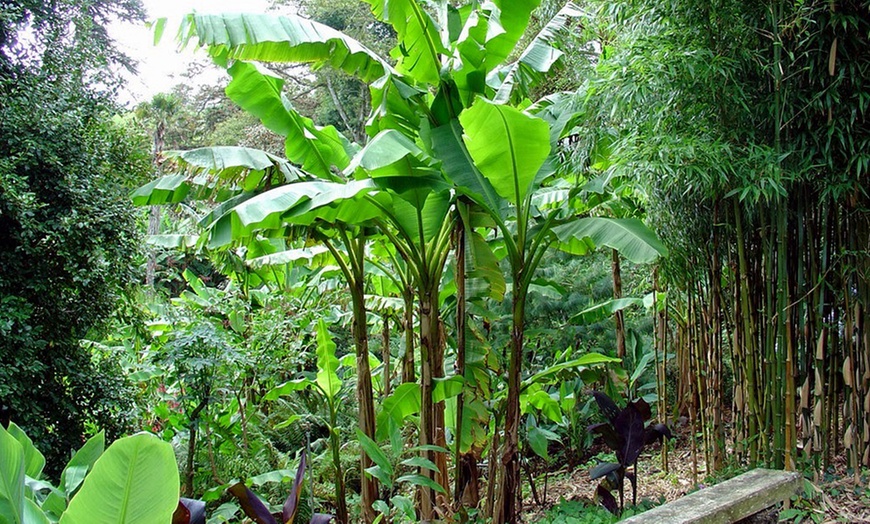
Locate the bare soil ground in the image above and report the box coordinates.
[521,440,870,523]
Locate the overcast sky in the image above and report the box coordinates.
[109,0,278,107]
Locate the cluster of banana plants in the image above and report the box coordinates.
[133,1,668,522]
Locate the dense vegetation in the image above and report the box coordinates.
[1,1,868,524]
[0,0,150,474]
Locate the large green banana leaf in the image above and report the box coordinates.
[130,146,296,206]
[553,217,669,264]
[315,320,342,400]
[451,0,540,95]
[225,62,353,180]
[165,146,301,187]
[491,2,585,104]
[376,383,422,440]
[0,426,25,524]
[5,423,44,479]
[206,179,377,247]
[427,120,506,222]
[364,0,444,85]
[58,433,178,524]
[459,98,551,206]
[346,129,453,246]
[366,74,427,137]
[182,13,391,83]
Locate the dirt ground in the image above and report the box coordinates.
[520,440,870,523]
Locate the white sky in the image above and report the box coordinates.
[109,0,279,107]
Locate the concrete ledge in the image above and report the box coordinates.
[619,468,803,524]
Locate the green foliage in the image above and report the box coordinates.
[0,0,145,75]
[537,497,657,524]
[0,425,178,524]
[59,433,179,524]
[537,500,620,524]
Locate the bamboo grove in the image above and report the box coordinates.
[586,0,870,478]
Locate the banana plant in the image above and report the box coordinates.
[135,147,385,521]
[264,320,355,524]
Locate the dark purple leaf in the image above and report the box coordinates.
[592,391,620,424]
[589,462,621,480]
[615,404,645,466]
[629,398,651,421]
[596,484,619,515]
[587,422,621,451]
[644,423,673,444]
[172,498,206,524]
[283,450,307,524]
[309,514,334,524]
[172,500,190,524]
[228,483,279,524]
[605,467,623,489]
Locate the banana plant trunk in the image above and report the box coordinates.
[350,264,378,524]
[495,285,526,524]
[419,292,447,519]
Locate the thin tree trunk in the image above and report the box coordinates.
[185,394,209,497]
[382,315,391,397]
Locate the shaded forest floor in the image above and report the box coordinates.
[521,435,870,522]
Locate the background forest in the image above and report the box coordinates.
[1,0,868,523]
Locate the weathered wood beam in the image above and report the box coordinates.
[620,469,802,524]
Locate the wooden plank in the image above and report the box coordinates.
[619,469,802,524]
